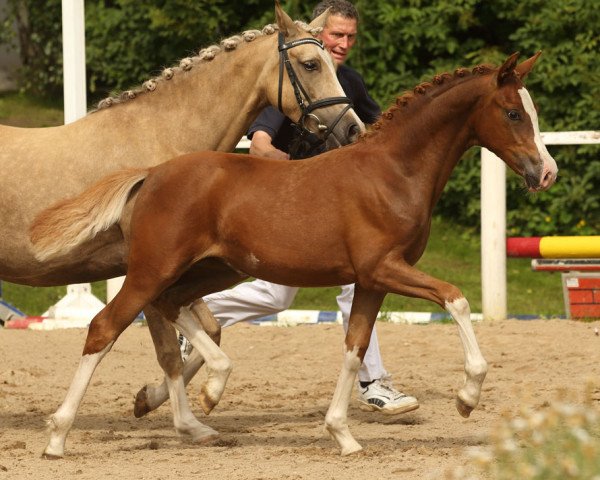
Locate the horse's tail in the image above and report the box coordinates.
[30,168,150,262]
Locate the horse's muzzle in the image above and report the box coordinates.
[525,166,557,192]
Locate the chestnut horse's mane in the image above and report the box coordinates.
[361,64,496,139]
[91,20,322,113]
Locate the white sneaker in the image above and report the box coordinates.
[178,333,193,361]
[358,378,419,415]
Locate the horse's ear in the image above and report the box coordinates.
[275,1,299,37]
[515,51,542,79]
[497,52,520,86]
[308,7,331,31]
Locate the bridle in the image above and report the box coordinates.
[277,32,354,143]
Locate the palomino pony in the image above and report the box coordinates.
[30,52,557,456]
[1,4,362,452]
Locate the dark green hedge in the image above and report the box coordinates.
[2,0,598,235]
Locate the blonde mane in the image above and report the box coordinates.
[92,21,322,112]
[362,64,496,138]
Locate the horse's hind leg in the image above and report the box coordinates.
[133,302,220,418]
[325,285,385,455]
[44,285,152,458]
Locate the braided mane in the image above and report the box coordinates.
[361,64,496,139]
[91,20,322,113]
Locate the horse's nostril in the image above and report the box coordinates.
[541,170,557,189]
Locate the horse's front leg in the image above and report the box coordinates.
[133,299,221,418]
[325,285,385,455]
[169,302,232,415]
[372,259,488,418]
[134,350,206,417]
[446,297,487,417]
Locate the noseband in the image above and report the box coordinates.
[277,32,354,143]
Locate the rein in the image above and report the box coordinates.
[277,32,353,145]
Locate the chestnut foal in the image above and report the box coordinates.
[31,52,557,456]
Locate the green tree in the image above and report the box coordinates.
[349,0,599,235]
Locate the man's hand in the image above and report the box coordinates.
[249,131,290,160]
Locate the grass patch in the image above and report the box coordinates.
[0,91,63,127]
[1,282,107,316]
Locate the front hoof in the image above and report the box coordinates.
[134,385,151,418]
[340,442,363,456]
[42,450,63,460]
[186,425,220,445]
[192,432,220,445]
[455,397,474,418]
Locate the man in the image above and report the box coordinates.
[184,0,419,415]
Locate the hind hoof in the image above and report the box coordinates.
[134,385,152,418]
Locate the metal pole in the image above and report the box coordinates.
[480,148,507,320]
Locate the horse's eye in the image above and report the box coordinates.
[507,109,521,121]
[302,61,318,71]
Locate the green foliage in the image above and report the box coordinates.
[3,0,277,101]
[1,0,598,234]
[350,0,600,236]
[84,0,273,97]
[2,0,64,96]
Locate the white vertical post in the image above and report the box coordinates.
[61,0,86,124]
[61,0,94,305]
[62,0,125,303]
[480,148,507,320]
[481,131,599,322]
[43,0,106,322]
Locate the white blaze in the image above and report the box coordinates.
[517,87,558,174]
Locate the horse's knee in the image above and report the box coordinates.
[156,345,184,377]
[191,300,222,344]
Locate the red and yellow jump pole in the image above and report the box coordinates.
[507,236,600,319]
[507,236,600,259]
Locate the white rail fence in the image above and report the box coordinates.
[481,130,600,321]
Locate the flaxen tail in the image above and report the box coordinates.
[30,168,150,261]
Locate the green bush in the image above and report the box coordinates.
[350,0,599,236]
